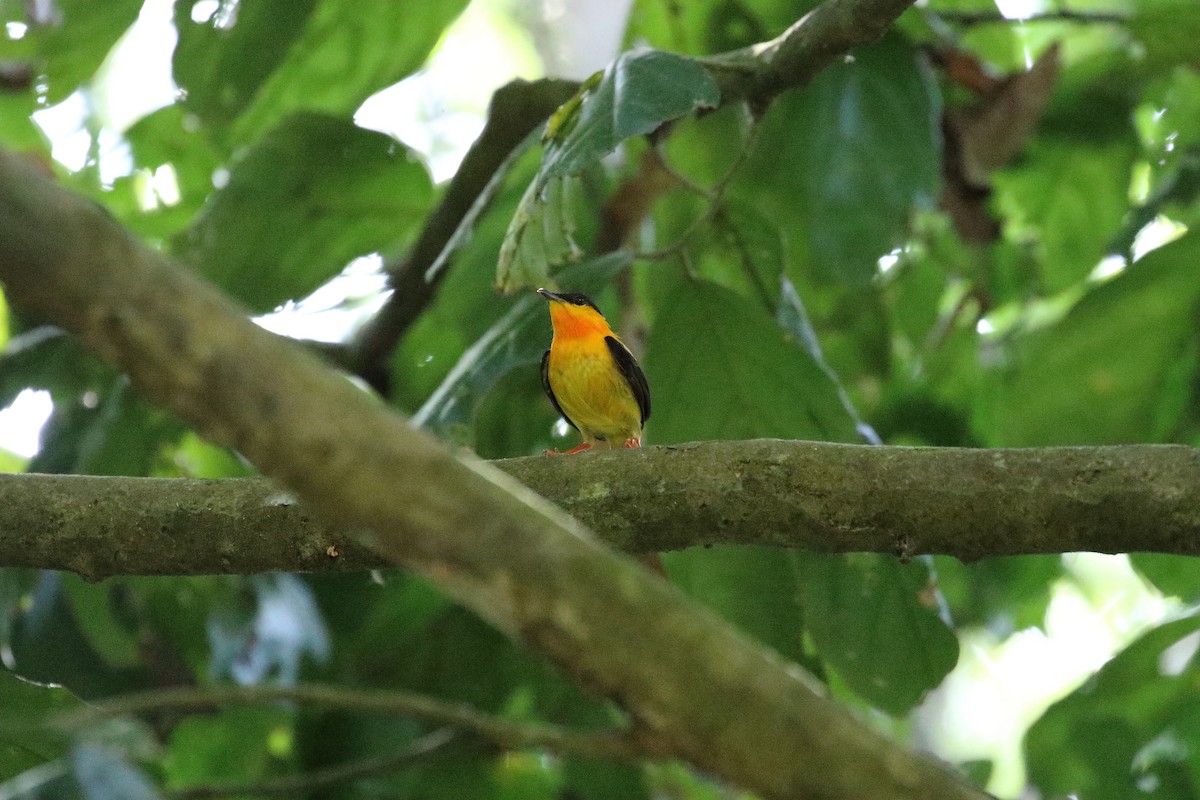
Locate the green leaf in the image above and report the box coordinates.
[562,758,648,800]
[739,34,940,285]
[172,0,318,133]
[413,253,632,442]
[992,136,1136,292]
[495,174,583,293]
[1026,613,1200,800]
[498,49,718,291]
[27,0,143,104]
[0,447,25,474]
[162,706,289,788]
[176,113,433,313]
[72,379,180,477]
[934,555,1063,632]
[1130,554,1200,603]
[666,547,811,668]
[777,278,879,443]
[0,667,80,778]
[1130,0,1200,68]
[978,230,1200,446]
[544,51,719,180]
[0,93,46,152]
[641,278,860,444]
[62,577,140,670]
[0,327,109,410]
[796,553,958,714]
[7,572,138,699]
[229,0,470,144]
[123,105,225,241]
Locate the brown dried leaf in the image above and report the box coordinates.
[952,43,1061,187]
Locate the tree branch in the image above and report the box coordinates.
[931,10,1129,26]
[700,0,918,112]
[44,684,637,763]
[1,441,1196,579]
[0,140,987,800]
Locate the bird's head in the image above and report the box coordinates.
[537,288,610,338]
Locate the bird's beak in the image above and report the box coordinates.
[537,288,564,303]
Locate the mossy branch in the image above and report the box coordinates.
[0,441,1196,579]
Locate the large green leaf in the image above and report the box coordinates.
[1130,553,1200,603]
[7,572,140,699]
[1026,613,1200,800]
[228,0,470,145]
[172,0,317,134]
[0,667,80,779]
[176,113,433,313]
[543,51,719,181]
[992,136,1136,292]
[641,278,860,444]
[0,93,45,152]
[25,0,142,104]
[666,547,813,669]
[162,707,290,790]
[978,230,1200,446]
[62,577,139,670]
[738,33,940,285]
[796,553,958,714]
[647,279,875,700]
[497,50,719,291]
[1130,0,1200,68]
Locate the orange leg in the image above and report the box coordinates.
[623,437,641,448]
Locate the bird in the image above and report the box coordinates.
[537,288,650,455]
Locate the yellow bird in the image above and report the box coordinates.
[538,288,651,454]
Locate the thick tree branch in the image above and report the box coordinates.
[1,441,1196,579]
[700,0,917,111]
[0,142,986,800]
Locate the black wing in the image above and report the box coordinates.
[605,336,651,426]
[541,349,578,432]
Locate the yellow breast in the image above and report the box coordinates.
[546,338,643,444]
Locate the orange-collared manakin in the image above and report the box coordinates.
[538,288,650,454]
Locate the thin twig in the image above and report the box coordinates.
[932,9,1129,26]
[714,206,776,312]
[170,727,457,799]
[631,112,763,262]
[45,683,641,763]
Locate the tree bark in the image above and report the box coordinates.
[0,441,1196,579]
[0,151,989,800]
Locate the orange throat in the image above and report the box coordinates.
[547,303,613,341]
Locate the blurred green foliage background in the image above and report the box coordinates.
[0,0,1199,797]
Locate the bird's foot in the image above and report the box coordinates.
[623,437,641,448]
